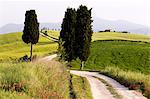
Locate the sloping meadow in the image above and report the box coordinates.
[0,32,58,62]
[85,40,150,74]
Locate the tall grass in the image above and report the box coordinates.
[0,61,70,98]
[100,66,150,98]
[71,75,93,99]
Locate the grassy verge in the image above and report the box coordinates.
[100,66,150,98]
[71,74,93,99]
[0,61,70,98]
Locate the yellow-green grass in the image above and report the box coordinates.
[100,66,150,98]
[0,61,93,98]
[46,30,60,38]
[92,32,150,42]
[0,32,58,61]
[45,31,150,42]
[1,31,150,61]
[71,75,93,99]
[0,61,70,98]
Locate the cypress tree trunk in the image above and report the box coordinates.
[30,43,33,61]
[68,61,72,69]
[80,61,84,70]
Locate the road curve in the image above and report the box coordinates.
[38,54,57,62]
[39,55,146,99]
[70,70,146,99]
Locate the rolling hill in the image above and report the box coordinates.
[0,23,61,34]
[1,17,150,35]
[0,31,150,62]
[0,31,59,61]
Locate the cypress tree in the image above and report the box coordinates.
[22,10,39,61]
[76,5,93,70]
[59,8,76,64]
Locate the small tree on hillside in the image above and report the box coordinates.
[22,10,39,61]
[58,8,76,65]
[76,5,93,70]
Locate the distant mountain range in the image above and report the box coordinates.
[0,17,150,35]
[93,17,150,35]
[0,23,61,34]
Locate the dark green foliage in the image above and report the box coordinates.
[76,5,93,69]
[22,10,39,61]
[59,6,93,69]
[59,8,76,62]
[22,10,39,44]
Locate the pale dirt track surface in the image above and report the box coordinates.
[37,54,57,62]
[70,70,146,99]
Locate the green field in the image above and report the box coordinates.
[92,32,150,42]
[71,40,150,73]
[0,31,58,62]
[1,31,150,62]
[87,41,150,73]
[71,40,150,97]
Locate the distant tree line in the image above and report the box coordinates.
[41,27,61,31]
[99,29,129,33]
[59,5,93,69]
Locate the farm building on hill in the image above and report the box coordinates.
[104,29,112,32]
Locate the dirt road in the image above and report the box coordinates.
[70,70,146,99]
[38,54,57,62]
[40,55,146,99]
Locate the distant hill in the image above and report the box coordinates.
[0,17,150,35]
[0,24,24,34]
[0,23,61,34]
[93,17,150,35]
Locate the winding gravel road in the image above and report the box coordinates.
[40,54,146,99]
[70,70,146,99]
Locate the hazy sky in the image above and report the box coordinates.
[0,0,150,27]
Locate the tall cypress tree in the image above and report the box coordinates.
[59,8,76,63]
[22,10,39,61]
[76,5,93,70]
